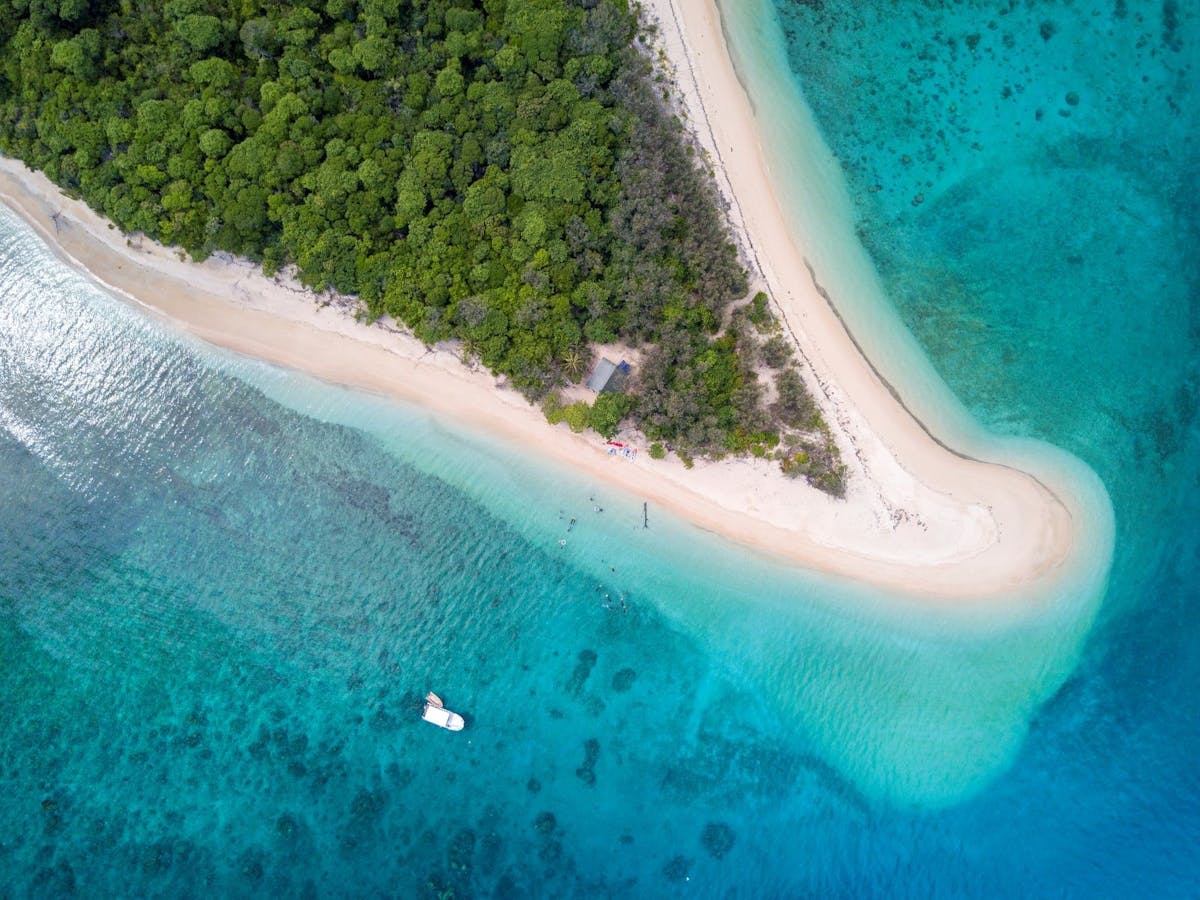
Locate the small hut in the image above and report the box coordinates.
[585,357,630,394]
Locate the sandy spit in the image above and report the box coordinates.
[0,2,1084,601]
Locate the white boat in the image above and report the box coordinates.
[421,692,465,731]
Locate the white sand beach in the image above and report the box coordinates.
[0,0,1095,602]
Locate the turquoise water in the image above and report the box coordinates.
[0,2,1195,897]
[758,0,1199,892]
[0,203,1113,894]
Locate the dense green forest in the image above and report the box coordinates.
[0,0,844,493]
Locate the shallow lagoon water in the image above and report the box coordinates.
[0,0,1195,894]
[0,203,1112,894]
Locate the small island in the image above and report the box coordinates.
[0,0,1109,601]
[0,0,845,492]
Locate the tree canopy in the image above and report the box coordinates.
[0,0,843,492]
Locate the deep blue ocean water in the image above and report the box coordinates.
[0,1,1196,896]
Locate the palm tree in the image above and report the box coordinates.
[562,348,584,379]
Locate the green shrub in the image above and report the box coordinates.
[747,291,772,330]
[761,335,793,368]
[779,451,810,478]
[564,402,591,433]
[542,392,567,425]
[774,366,816,427]
[648,441,665,460]
[589,392,631,439]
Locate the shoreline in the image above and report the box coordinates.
[642,0,1113,595]
[0,3,1103,602]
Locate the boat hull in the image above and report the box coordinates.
[422,702,465,731]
